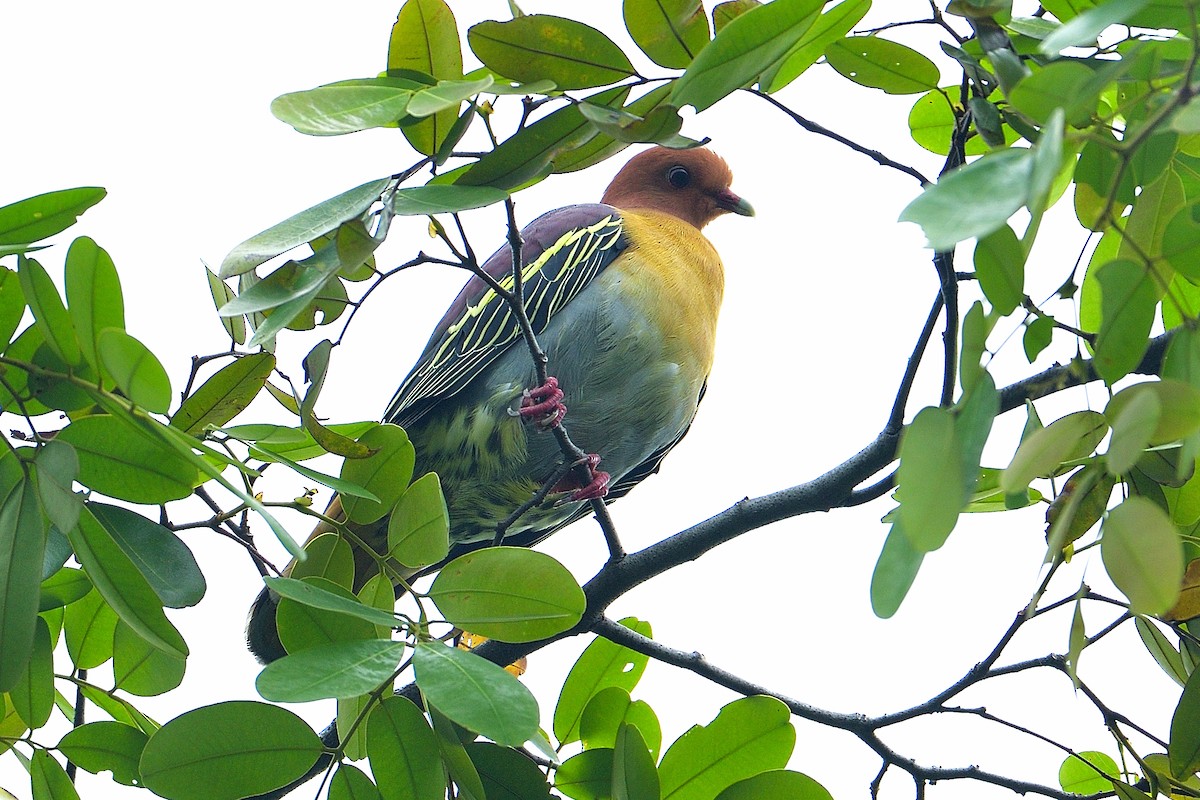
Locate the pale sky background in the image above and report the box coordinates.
[0,2,1184,799]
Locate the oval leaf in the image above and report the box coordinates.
[256,640,407,702]
[825,35,940,94]
[413,641,540,746]
[57,415,199,504]
[98,329,172,413]
[171,353,276,436]
[554,618,652,745]
[1102,496,1184,616]
[658,695,795,800]
[387,471,450,568]
[429,547,585,642]
[0,187,106,245]
[140,701,323,800]
[1000,410,1108,493]
[367,696,444,800]
[672,0,823,111]
[896,406,966,552]
[468,15,635,90]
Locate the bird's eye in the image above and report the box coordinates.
[666,165,691,189]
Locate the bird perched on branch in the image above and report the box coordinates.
[247,146,752,663]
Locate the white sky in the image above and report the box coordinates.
[0,2,1184,799]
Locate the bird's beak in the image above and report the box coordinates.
[714,189,755,217]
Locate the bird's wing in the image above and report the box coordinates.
[384,203,626,427]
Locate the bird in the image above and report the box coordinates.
[247,146,753,663]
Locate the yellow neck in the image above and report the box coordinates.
[617,208,725,373]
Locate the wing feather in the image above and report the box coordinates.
[385,203,626,426]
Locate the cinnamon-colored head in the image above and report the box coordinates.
[601,147,754,229]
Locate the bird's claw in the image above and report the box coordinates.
[567,453,610,502]
[518,376,567,430]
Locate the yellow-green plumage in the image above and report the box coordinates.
[247,146,751,663]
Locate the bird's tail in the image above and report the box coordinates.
[245,496,416,664]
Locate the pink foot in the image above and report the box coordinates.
[518,376,567,429]
[568,454,610,502]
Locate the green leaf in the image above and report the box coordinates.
[1161,203,1200,281]
[11,617,53,728]
[430,547,585,642]
[624,0,710,69]
[19,255,81,366]
[276,577,377,655]
[430,707,487,800]
[1058,751,1119,793]
[204,267,246,344]
[39,566,91,611]
[390,184,510,215]
[290,532,355,589]
[34,439,81,535]
[581,687,637,750]
[239,420,377,461]
[716,770,834,800]
[578,101,699,148]
[1136,616,1188,686]
[140,701,323,800]
[89,502,206,609]
[1001,411,1108,493]
[1106,388,1160,475]
[1094,259,1158,384]
[556,749,614,799]
[57,414,199,504]
[897,406,966,552]
[31,750,81,800]
[1008,61,1101,128]
[1171,665,1200,777]
[64,236,124,372]
[825,35,940,94]
[272,77,422,136]
[388,471,450,568]
[1102,496,1184,615]
[659,695,795,800]
[367,696,444,800]
[98,329,172,413]
[389,0,463,156]
[414,642,540,746]
[0,477,47,692]
[469,741,556,799]
[340,424,416,524]
[266,576,400,630]
[554,618,652,745]
[762,0,871,93]
[909,86,998,157]
[58,721,148,786]
[712,0,761,33]
[469,15,635,90]
[69,506,188,657]
[1040,0,1150,53]
[257,639,407,702]
[1114,379,1200,446]
[220,178,391,278]
[613,722,659,800]
[900,148,1033,249]
[673,0,823,111]
[330,765,383,800]
[1024,316,1054,361]
[870,522,924,618]
[113,619,187,696]
[0,267,26,347]
[250,444,380,500]
[0,188,105,245]
[407,76,495,117]
[64,589,118,669]
[171,353,276,436]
